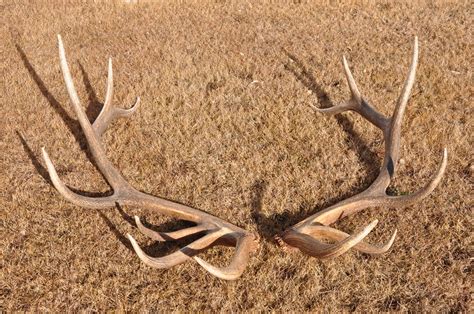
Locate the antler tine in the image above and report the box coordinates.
[129,222,258,280]
[279,37,447,259]
[378,36,418,184]
[92,57,141,138]
[311,50,390,131]
[40,35,258,280]
[282,220,379,259]
[127,229,226,269]
[55,34,131,192]
[41,147,118,208]
[194,234,258,280]
[134,215,207,241]
[385,148,448,206]
[306,224,397,255]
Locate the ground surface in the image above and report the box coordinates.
[1,1,472,311]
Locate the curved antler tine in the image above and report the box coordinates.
[386,37,419,162]
[116,96,141,117]
[57,35,85,122]
[41,147,117,208]
[194,234,257,280]
[92,57,141,137]
[127,229,225,269]
[306,224,397,254]
[104,58,114,110]
[310,101,354,115]
[57,35,128,190]
[134,216,207,242]
[283,220,379,258]
[91,58,114,137]
[342,55,362,104]
[387,148,447,206]
[392,37,419,126]
[311,55,389,131]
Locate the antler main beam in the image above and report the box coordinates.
[278,37,447,258]
[42,35,258,280]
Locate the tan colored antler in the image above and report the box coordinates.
[42,35,258,280]
[278,37,447,258]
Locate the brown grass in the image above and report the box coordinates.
[1,1,472,311]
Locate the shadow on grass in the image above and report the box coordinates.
[283,48,379,173]
[15,41,226,259]
[97,205,203,256]
[247,50,385,241]
[249,178,381,242]
[14,44,103,158]
[98,204,236,259]
[16,130,112,197]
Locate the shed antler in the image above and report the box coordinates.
[278,37,447,258]
[42,35,258,280]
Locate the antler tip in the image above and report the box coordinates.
[368,219,379,229]
[389,228,397,242]
[40,146,52,164]
[309,103,322,112]
[193,256,241,281]
[342,54,348,66]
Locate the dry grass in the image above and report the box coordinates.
[1,1,472,311]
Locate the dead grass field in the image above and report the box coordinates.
[1,0,472,311]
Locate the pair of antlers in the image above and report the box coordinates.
[41,35,446,280]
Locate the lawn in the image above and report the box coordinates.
[1,0,472,311]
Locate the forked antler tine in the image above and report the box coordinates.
[127,229,226,269]
[92,58,141,137]
[309,54,360,115]
[56,34,130,191]
[306,224,397,254]
[41,147,117,208]
[134,215,207,241]
[284,220,379,259]
[194,234,257,280]
[311,50,389,130]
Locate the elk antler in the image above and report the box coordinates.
[41,35,258,280]
[278,37,447,258]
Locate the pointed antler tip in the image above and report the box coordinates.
[134,215,142,226]
[342,55,348,65]
[309,103,322,112]
[40,147,50,160]
[370,219,379,227]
